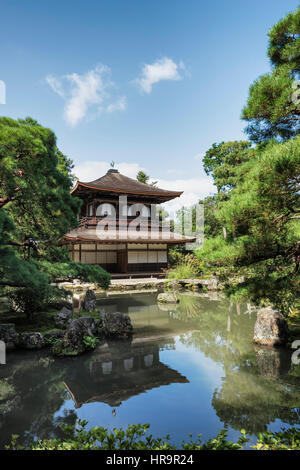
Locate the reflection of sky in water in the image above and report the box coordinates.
[56,338,227,445]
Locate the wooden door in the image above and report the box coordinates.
[117,250,127,273]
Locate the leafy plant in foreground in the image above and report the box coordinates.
[6,420,300,450]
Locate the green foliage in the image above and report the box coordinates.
[198,137,300,314]
[200,195,223,239]
[52,334,100,357]
[0,117,79,241]
[6,282,60,319]
[0,117,110,316]
[268,8,300,72]
[38,258,110,288]
[242,7,300,142]
[168,244,186,266]
[197,7,300,313]
[168,253,202,280]
[242,66,299,142]
[216,138,300,259]
[136,171,150,184]
[196,236,237,268]
[7,420,300,450]
[6,420,249,450]
[253,428,300,450]
[202,140,253,192]
[51,339,84,357]
[0,380,15,401]
[136,170,157,187]
[83,335,99,350]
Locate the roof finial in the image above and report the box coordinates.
[108,161,119,173]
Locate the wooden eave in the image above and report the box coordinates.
[71,181,183,202]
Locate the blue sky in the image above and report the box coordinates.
[1,0,298,214]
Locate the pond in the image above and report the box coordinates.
[0,292,299,448]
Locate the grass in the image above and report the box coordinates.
[72,309,100,320]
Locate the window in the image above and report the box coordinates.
[96,203,115,217]
[128,204,150,217]
[142,205,150,217]
[144,354,153,367]
[88,204,93,216]
[128,205,135,216]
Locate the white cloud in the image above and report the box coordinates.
[74,160,216,218]
[46,75,64,97]
[135,57,185,93]
[64,66,109,126]
[106,96,127,113]
[46,65,126,126]
[157,177,216,218]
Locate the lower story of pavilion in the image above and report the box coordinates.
[65,241,170,275]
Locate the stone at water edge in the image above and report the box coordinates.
[0,323,18,351]
[206,276,219,291]
[63,316,99,351]
[83,289,97,312]
[53,306,73,327]
[253,306,289,347]
[100,311,133,337]
[72,293,85,312]
[157,292,179,304]
[18,332,46,350]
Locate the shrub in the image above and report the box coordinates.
[7,282,66,319]
[83,335,99,350]
[167,253,202,280]
[7,420,300,450]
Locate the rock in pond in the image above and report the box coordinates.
[83,289,97,312]
[100,312,133,338]
[157,292,179,304]
[206,276,219,291]
[18,332,46,350]
[63,316,99,350]
[253,306,289,347]
[53,306,73,327]
[0,324,18,351]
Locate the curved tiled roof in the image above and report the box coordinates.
[71,169,182,201]
[61,225,196,244]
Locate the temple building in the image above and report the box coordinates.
[61,168,195,276]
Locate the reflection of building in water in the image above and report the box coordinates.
[64,338,189,408]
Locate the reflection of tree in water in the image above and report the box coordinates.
[0,351,77,448]
[212,352,300,434]
[179,296,256,365]
[178,294,300,434]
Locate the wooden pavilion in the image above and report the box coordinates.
[61,168,195,276]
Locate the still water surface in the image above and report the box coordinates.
[0,292,299,448]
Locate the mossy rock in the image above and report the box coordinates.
[51,338,85,357]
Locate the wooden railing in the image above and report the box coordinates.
[79,215,162,229]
